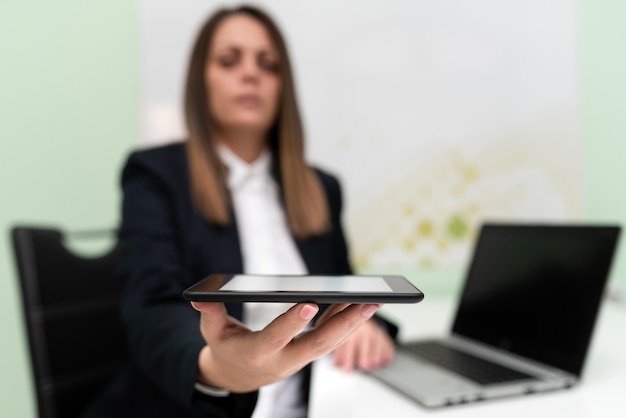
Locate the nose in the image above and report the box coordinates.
[240,55,260,84]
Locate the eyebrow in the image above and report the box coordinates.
[214,45,278,56]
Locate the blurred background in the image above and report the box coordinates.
[1,0,625,415]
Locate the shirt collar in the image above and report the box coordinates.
[217,143,272,191]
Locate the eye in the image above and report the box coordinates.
[258,56,279,73]
[218,54,238,68]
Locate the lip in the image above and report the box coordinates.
[235,94,261,107]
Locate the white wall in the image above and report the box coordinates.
[137,0,582,280]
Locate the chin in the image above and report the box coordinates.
[229,117,273,133]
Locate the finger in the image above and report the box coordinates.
[372,333,385,367]
[382,337,396,365]
[191,302,229,344]
[357,331,372,371]
[373,331,395,367]
[288,303,381,363]
[367,323,385,367]
[332,346,344,368]
[314,304,349,327]
[191,301,227,315]
[256,303,319,352]
[337,338,357,372]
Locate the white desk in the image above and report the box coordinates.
[310,297,626,418]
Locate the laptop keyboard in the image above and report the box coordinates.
[404,341,534,385]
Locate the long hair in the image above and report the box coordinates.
[184,5,329,239]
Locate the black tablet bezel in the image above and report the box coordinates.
[183,274,424,304]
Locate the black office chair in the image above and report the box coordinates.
[11,226,127,418]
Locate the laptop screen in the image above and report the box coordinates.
[451,224,620,376]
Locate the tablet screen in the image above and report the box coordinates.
[221,275,393,293]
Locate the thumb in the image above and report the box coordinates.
[190,301,228,344]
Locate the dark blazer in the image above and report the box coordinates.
[81,142,379,418]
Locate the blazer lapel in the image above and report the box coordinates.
[295,235,332,275]
[204,212,244,274]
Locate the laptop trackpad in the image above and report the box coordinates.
[369,350,479,406]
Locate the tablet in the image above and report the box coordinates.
[182,274,424,304]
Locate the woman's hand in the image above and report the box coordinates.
[191,301,381,393]
[332,317,395,372]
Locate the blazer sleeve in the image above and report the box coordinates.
[117,151,256,417]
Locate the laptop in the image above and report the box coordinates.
[369,223,621,407]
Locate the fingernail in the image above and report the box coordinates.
[300,304,319,321]
[361,304,381,318]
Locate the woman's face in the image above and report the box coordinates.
[206,14,281,136]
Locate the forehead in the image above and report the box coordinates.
[211,14,276,52]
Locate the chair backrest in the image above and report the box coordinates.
[11,226,127,418]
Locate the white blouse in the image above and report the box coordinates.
[218,143,309,418]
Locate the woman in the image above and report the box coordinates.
[84,5,395,418]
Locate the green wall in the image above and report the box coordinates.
[1,1,625,416]
[0,1,138,416]
[580,0,626,298]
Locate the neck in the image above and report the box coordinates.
[215,128,268,163]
